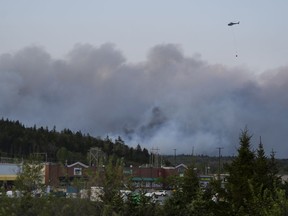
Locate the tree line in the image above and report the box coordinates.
[0,118,149,165]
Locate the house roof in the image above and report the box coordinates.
[67,162,89,168]
[175,163,188,169]
[0,163,21,175]
[161,166,175,170]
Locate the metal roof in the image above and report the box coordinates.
[0,163,21,181]
[0,163,21,175]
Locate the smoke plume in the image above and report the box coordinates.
[0,43,287,157]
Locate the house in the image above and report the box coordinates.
[44,162,95,187]
[0,160,194,190]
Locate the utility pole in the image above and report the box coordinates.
[151,147,159,167]
[217,147,224,179]
[173,149,177,166]
[191,146,196,168]
[88,147,102,167]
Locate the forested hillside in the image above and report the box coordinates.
[1,118,288,173]
[0,118,149,165]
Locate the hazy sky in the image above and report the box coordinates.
[0,1,288,157]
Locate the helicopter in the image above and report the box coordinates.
[228,21,240,57]
[228,21,240,26]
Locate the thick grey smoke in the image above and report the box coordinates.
[0,43,287,157]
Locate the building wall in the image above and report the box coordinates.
[133,167,162,178]
[0,162,184,190]
[44,162,98,187]
[44,163,63,186]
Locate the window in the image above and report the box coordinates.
[74,168,82,176]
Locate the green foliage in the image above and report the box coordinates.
[226,128,255,212]
[0,196,103,216]
[186,188,215,216]
[181,165,200,202]
[163,165,200,215]
[56,147,70,163]
[225,128,286,215]
[253,142,269,191]
[101,157,125,213]
[245,181,288,216]
[15,156,44,193]
[162,174,182,190]
[163,189,188,216]
[122,191,162,216]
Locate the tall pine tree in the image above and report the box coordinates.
[253,137,270,195]
[226,128,255,213]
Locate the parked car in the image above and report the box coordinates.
[120,190,132,202]
[6,190,22,198]
[153,190,167,196]
[145,192,155,197]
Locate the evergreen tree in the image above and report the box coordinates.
[253,138,270,195]
[225,129,284,215]
[163,165,200,215]
[267,149,282,193]
[226,128,255,214]
[182,165,200,202]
